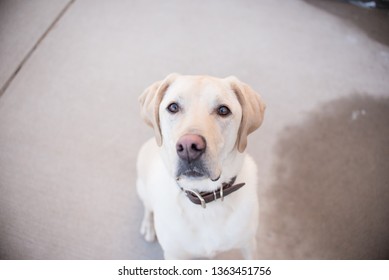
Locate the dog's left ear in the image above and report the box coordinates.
[139,73,179,146]
[224,76,266,153]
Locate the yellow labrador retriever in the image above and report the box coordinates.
[137,74,265,259]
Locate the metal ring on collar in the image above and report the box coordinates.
[184,189,206,209]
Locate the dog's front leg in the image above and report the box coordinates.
[140,210,156,242]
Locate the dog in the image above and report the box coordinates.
[136,74,266,259]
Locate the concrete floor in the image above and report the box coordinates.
[0,0,388,259]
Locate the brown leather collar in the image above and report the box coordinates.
[180,176,245,208]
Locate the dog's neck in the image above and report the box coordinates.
[177,176,245,208]
[174,151,245,192]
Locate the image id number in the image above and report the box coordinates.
[211,266,271,276]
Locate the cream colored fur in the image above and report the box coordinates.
[136,74,265,259]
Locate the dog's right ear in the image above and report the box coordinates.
[138,73,179,146]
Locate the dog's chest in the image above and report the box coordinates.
[154,197,248,257]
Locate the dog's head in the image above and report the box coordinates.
[139,74,265,184]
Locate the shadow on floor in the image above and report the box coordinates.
[304,0,389,46]
[259,94,389,259]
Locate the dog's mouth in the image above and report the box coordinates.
[177,165,207,180]
[182,170,204,178]
[176,160,210,180]
[176,161,221,181]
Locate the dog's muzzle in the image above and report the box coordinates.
[176,134,209,179]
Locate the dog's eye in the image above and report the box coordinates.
[167,102,180,114]
[217,105,231,117]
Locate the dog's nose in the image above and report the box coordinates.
[176,134,206,163]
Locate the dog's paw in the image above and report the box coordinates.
[140,213,156,242]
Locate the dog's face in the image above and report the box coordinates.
[139,74,265,184]
[159,76,243,182]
